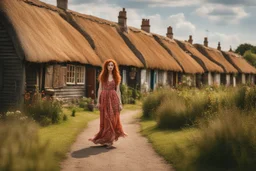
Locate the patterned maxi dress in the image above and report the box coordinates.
[89,80,127,145]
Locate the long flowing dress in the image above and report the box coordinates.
[89,80,128,145]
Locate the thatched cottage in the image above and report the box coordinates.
[194,38,238,86]
[0,0,103,111]
[153,28,204,87]
[1,0,256,112]
[222,49,256,84]
[176,36,224,86]
[119,18,183,91]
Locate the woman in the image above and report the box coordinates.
[88,59,128,149]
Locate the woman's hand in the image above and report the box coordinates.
[119,104,123,111]
[96,103,100,109]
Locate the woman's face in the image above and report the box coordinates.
[107,62,114,71]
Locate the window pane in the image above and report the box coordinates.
[66,65,75,84]
[76,66,85,84]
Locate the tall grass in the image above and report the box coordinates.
[178,108,256,171]
[0,119,57,171]
[156,95,186,129]
[143,86,256,129]
[142,88,177,119]
[141,86,256,170]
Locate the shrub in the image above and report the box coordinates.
[156,96,186,129]
[245,86,256,110]
[120,84,141,104]
[71,109,76,117]
[24,89,62,126]
[142,89,175,118]
[25,98,62,126]
[0,119,57,171]
[155,91,210,129]
[63,114,68,121]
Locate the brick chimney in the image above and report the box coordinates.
[118,8,127,32]
[204,37,208,47]
[57,0,68,10]
[141,19,150,33]
[229,46,233,52]
[217,42,221,50]
[188,35,193,44]
[166,26,173,39]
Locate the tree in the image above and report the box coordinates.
[244,50,256,68]
[235,43,256,56]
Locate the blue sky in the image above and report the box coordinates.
[41,0,256,51]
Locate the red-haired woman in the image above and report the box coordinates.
[88,59,128,149]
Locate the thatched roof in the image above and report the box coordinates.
[122,27,182,71]
[176,40,224,73]
[222,51,256,74]
[64,11,144,67]
[0,0,101,66]
[153,35,204,73]
[194,44,237,73]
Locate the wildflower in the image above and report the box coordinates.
[15,110,21,114]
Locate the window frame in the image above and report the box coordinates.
[66,64,76,85]
[76,66,85,85]
[66,64,85,85]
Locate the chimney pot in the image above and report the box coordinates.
[217,42,221,51]
[57,0,68,10]
[141,19,150,33]
[188,35,193,44]
[118,8,127,32]
[204,37,208,47]
[166,26,173,39]
[229,46,233,52]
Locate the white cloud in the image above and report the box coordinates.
[192,30,241,50]
[142,0,201,7]
[195,4,249,24]
[168,13,196,34]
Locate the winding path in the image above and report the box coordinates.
[60,109,174,171]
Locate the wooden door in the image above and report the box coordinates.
[86,67,96,100]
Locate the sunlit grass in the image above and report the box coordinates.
[140,118,199,170]
[38,108,99,169]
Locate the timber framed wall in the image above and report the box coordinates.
[0,20,25,111]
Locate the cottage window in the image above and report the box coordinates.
[66,65,76,84]
[76,66,85,84]
[66,65,85,85]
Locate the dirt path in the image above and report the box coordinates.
[60,109,174,171]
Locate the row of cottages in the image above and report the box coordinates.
[194,38,239,86]
[175,38,224,86]
[0,0,183,111]
[222,49,256,84]
[1,0,256,111]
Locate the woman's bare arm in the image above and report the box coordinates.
[116,83,122,105]
[96,82,102,107]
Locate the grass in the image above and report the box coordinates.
[140,86,256,171]
[140,118,199,171]
[38,107,99,169]
[123,101,142,111]
[38,103,141,169]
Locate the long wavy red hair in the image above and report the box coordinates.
[98,59,121,85]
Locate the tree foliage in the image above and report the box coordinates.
[235,43,256,55]
[244,50,256,67]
